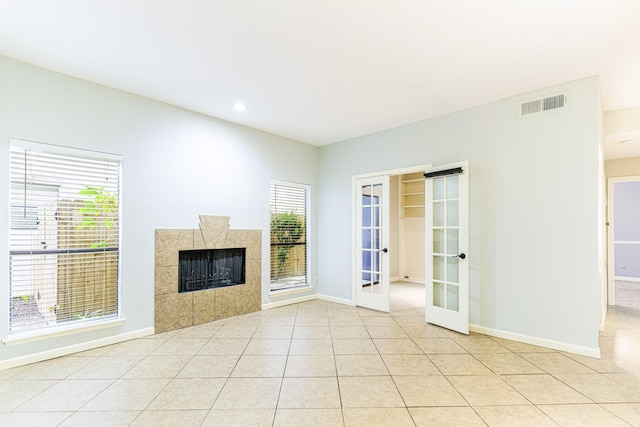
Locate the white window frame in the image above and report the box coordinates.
[7,139,122,340]
[269,180,311,292]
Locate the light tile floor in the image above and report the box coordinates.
[615,280,640,309]
[1,282,640,426]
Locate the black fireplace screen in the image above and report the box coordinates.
[179,248,246,292]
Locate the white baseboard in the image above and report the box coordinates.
[0,327,155,371]
[393,278,425,285]
[269,285,314,298]
[318,293,355,306]
[262,294,317,310]
[614,276,640,283]
[262,293,355,310]
[4,318,127,347]
[470,324,601,359]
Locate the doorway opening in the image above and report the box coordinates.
[353,162,469,333]
[608,176,640,310]
[352,165,429,313]
[392,171,426,311]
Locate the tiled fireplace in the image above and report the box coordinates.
[154,215,261,333]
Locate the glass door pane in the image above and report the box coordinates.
[361,183,383,294]
[430,176,460,312]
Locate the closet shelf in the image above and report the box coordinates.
[400,172,426,220]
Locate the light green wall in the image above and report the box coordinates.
[0,54,603,362]
[317,77,602,353]
[0,56,318,363]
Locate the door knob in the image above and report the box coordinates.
[380,248,388,253]
[458,253,466,259]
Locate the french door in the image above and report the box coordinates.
[425,161,469,334]
[355,175,390,312]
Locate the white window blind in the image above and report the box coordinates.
[9,140,121,334]
[270,182,309,291]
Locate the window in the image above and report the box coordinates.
[270,182,309,291]
[9,140,121,334]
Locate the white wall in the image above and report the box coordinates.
[399,219,425,282]
[0,56,318,363]
[604,106,640,135]
[605,156,640,177]
[317,77,602,354]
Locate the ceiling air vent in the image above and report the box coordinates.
[518,94,567,118]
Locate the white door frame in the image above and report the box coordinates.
[352,164,431,305]
[607,175,640,305]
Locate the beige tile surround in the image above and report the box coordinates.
[155,215,261,333]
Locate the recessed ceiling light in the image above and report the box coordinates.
[232,103,248,111]
[620,139,635,145]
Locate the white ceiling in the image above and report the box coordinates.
[2,0,640,150]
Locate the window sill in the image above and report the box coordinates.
[3,317,126,347]
[270,285,314,298]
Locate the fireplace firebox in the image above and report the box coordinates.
[179,248,246,293]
